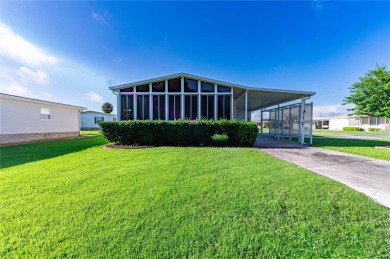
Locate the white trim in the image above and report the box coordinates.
[0,93,85,110]
[109,73,316,96]
[245,90,248,121]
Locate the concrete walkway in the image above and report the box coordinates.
[255,137,390,208]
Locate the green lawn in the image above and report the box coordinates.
[81,130,101,135]
[313,129,390,136]
[1,136,389,257]
[312,137,390,161]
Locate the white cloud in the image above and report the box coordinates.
[92,11,111,24]
[83,92,104,103]
[313,104,354,117]
[0,71,33,97]
[19,66,50,85]
[0,22,60,67]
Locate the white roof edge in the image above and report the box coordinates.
[108,72,316,96]
[0,93,86,110]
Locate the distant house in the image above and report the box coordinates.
[329,114,389,131]
[81,111,117,130]
[0,93,85,145]
[313,117,330,129]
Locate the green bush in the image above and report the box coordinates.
[99,119,258,147]
[343,127,365,131]
[211,133,229,146]
[367,127,381,132]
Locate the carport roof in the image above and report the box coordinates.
[109,73,316,110]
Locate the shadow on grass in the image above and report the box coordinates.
[312,137,390,148]
[0,136,108,169]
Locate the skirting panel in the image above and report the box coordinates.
[0,131,80,145]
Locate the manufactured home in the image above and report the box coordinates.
[81,111,117,130]
[329,114,389,131]
[0,93,85,144]
[109,73,316,144]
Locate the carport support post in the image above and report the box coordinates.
[260,110,263,135]
[245,90,248,121]
[299,97,306,145]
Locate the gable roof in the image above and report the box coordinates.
[109,73,316,110]
[0,93,86,110]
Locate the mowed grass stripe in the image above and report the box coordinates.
[1,136,389,257]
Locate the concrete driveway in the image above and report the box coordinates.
[256,139,390,208]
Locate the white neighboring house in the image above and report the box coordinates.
[81,111,117,130]
[329,114,389,131]
[0,93,85,145]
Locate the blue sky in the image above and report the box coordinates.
[1,1,389,116]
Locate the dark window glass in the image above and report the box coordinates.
[185,95,198,120]
[168,78,181,92]
[175,95,181,119]
[201,95,214,119]
[370,117,379,125]
[95,117,104,124]
[120,87,133,92]
[168,95,181,120]
[137,95,150,120]
[201,82,214,92]
[153,95,165,120]
[136,84,149,92]
[152,81,165,92]
[218,96,224,119]
[217,95,231,119]
[225,96,231,119]
[121,95,134,120]
[217,85,231,93]
[184,78,198,92]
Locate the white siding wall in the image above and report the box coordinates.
[0,98,80,134]
[329,118,349,130]
[81,112,117,129]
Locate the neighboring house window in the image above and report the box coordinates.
[40,108,50,119]
[95,117,104,124]
[113,117,117,121]
[369,117,380,125]
[348,117,360,126]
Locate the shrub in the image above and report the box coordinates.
[99,119,258,147]
[343,127,364,131]
[211,133,229,146]
[367,127,381,132]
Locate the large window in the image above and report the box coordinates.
[185,95,198,120]
[94,117,104,124]
[153,95,165,120]
[121,95,134,120]
[40,108,50,120]
[217,85,231,93]
[217,95,231,119]
[120,87,133,92]
[184,78,198,92]
[168,78,181,92]
[136,84,149,92]
[168,95,181,120]
[137,95,150,120]
[369,117,379,125]
[201,95,214,119]
[152,81,165,92]
[201,82,214,92]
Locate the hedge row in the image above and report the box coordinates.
[343,126,364,131]
[99,120,259,146]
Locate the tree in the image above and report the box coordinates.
[102,102,113,114]
[343,65,390,119]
